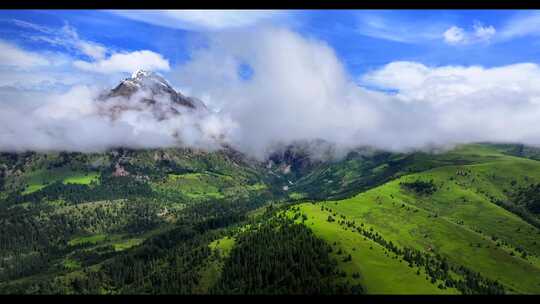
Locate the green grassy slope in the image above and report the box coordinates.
[297,145,540,293]
[22,169,100,194]
[151,172,267,203]
[288,144,511,202]
[287,204,456,294]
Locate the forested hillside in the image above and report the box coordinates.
[1,143,540,294]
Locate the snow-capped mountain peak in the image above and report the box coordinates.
[97,70,208,121]
[131,69,152,79]
[129,70,171,89]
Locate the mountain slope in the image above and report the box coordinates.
[0,147,280,293]
[287,145,540,293]
[286,204,458,294]
[2,142,540,294]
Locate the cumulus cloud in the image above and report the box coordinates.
[361,60,540,145]
[169,28,540,158]
[73,50,170,74]
[168,28,382,158]
[443,22,496,45]
[443,26,466,44]
[362,61,540,104]
[3,27,540,160]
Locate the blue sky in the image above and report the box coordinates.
[3,9,540,79]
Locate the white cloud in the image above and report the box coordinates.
[170,28,540,157]
[443,22,496,45]
[353,11,540,46]
[361,61,540,146]
[110,10,283,31]
[443,26,466,44]
[362,61,540,104]
[0,39,50,68]
[474,22,496,41]
[0,83,228,152]
[4,26,540,159]
[353,12,499,46]
[74,50,170,74]
[76,41,107,61]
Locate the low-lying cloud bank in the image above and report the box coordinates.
[169,28,540,158]
[2,27,540,160]
[0,85,233,153]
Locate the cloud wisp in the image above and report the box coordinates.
[498,11,540,40]
[110,10,286,31]
[355,11,448,44]
[12,19,108,60]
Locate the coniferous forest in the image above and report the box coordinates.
[1,143,540,294]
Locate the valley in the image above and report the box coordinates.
[1,143,540,294]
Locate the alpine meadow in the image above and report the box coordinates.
[1,9,540,295]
